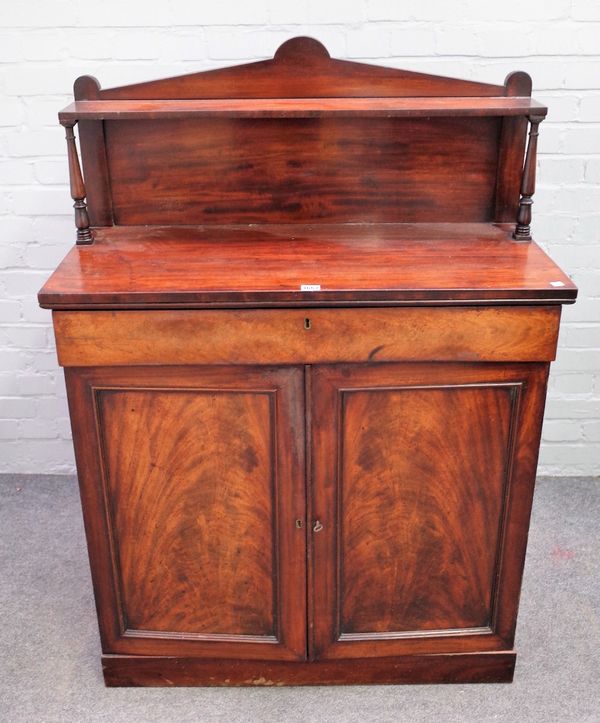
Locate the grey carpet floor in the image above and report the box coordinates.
[0,474,598,723]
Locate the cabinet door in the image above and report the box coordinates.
[310,362,548,660]
[66,365,306,661]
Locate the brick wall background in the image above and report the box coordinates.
[1,1,599,475]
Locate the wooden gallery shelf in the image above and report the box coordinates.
[39,36,576,687]
[58,96,548,122]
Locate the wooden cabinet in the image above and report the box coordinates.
[39,37,576,685]
[63,357,550,682]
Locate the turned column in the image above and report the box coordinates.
[63,122,93,244]
[513,114,544,241]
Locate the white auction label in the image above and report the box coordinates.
[300,284,321,291]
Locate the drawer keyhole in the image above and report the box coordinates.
[304,318,311,330]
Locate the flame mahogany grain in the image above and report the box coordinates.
[310,362,549,660]
[41,36,576,686]
[66,365,307,661]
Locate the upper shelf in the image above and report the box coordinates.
[59,96,547,123]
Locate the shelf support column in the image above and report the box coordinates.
[513,114,544,241]
[63,122,93,245]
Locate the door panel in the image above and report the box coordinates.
[66,365,306,660]
[310,362,548,659]
[340,385,511,634]
[99,388,276,637]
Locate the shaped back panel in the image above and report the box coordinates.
[74,37,527,228]
[105,116,500,225]
[76,38,506,101]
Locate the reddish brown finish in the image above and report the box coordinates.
[55,37,548,238]
[75,120,113,228]
[494,72,532,224]
[100,389,276,637]
[339,386,512,633]
[65,365,307,660]
[310,363,549,660]
[514,116,544,241]
[102,652,516,686]
[74,76,114,228]
[64,124,92,244]
[40,37,576,686]
[38,224,577,310]
[58,96,547,122]
[103,117,499,226]
[79,37,506,101]
[52,306,561,367]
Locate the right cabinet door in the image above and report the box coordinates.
[310,362,549,660]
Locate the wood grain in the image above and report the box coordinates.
[104,117,500,226]
[52,306,561,367]
[65,365,307,660]
[41,36,574,686]
[494,72,532,224]
[57,36,550,239]
[88,37,507,101]
[98,388,276,637]
[37,224,577,310]
[310,362,549,660]
[338,384,515,634]
[58,96,547,122]
[102,651,516,686]
[76,120,113,227]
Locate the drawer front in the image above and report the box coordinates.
[53,306,560,367]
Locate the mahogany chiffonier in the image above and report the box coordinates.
[38,37,577,686]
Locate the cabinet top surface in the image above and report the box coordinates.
[38,223,576,309]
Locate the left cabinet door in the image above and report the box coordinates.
[65,365,307,661]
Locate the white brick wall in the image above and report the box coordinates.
[1,1,599,475]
